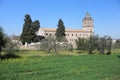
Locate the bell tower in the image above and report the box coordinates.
[82,12,94,35]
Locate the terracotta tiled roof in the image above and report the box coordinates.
[41,28,90,33]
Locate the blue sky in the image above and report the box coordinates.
[0,0,120,39]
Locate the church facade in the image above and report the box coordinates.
[37,12,94,46]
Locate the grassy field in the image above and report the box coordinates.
[0,50,120,80]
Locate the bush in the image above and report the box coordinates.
[1,41,20,60]
[76,38,86,51]
[60,42,73,51]
[40,36,60,54]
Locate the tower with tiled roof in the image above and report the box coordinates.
[82,12,94,35]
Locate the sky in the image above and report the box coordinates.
[0,0,120,39]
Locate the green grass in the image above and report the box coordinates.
[0,50,120,80]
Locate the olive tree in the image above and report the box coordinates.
[114,39,120,50]
[105,36,112,55]
[97,36,112,55]
[60,42,73,51]
[86,36,96,54]
[97,37,106,54]
[76,38,87,51]
[40,36,60,54]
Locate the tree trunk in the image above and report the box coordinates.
[53,42,58,55]
[100,48,104,54]
[89,50,92,54]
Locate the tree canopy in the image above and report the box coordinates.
[20,14,32,44]
[76,35,112,54]
[20,14,41,45]
[0,27,8,57]
[55,19,66,42]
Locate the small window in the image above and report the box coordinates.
[83,34,85,36]
[72,34,73,36]
[66,34,69,36]
[76,34,77,37]
[79,34,81,36]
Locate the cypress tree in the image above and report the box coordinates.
[20,14,42,45]
[31,20,40,42]
[20,14,32,45]
[55,19,66,42]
